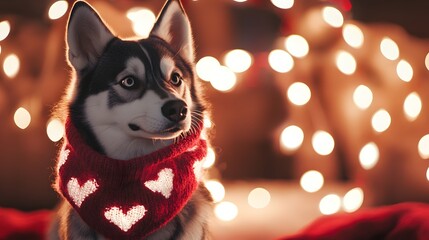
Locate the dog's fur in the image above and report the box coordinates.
[49,0,212,239]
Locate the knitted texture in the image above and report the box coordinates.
[56,119,207,239]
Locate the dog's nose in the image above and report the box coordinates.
[162,100,188,122]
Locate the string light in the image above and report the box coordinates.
[312,130,335,156]
[336,50,356,75]
[3,54,20,78]
[300,170,324,193]
[359,142,379,170]
[127,8,156,38]
[268,49,294,73]
[46,118,64,142]
[342,24,364,48]
[319,194,341,215]
[280,125,304,151]
[223,49,253,73]
[214,201,238,221]
[205,180,225,203]
[353,85,373,110]
[271,0,294,9]
[203,147,216,169]
[196,56,220,82]
[380,37,399,60]
[0,20,10,41]
[342,187,364,213]
[14,107,31,130]
[248,188,271,209]
[322,6,344,28]
[426,167,429,181]
[287,82,311,106]
[418,134,429,159]
[285,34,309,58]
[48,1,69,20]
[371,109,391,133]
[396,59,413,82]
[425,52,429,71]
[403,92,422,121]
[210,66,237,92]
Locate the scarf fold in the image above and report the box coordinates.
[56,119,207,239]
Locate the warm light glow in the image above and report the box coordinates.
[210,66,237,92]
[403,92,422,121]
[371,109,391,133]
[268,49,294,73]
[300,170,324,193]
[3,54,20,78]
[234,0,247,2]
[48,1,69,20]
[425,53,429,71]
[285,35,309,58]
[280,125,304,151]
[359,142,379,170]
[14,107,31,130]
[343,187,364,213]
[224,49,253,73]
[196,56,221,82]
[322,6,344,28]
[426,167,429,181]
[418,134,429,159]
[205,180,225,203]
[396,59,413,82]
[380,37,399,60]
[336,51,356,75]
[204,115,212,129]
[215,201,238,221]
[319,194,341,215]
[287,82,311,106]
[47,118,64,142]
[0,20,11,41]
[342,24,364,48]
[248,188,271,209]
[270,0,294,9]
[353,85,373,110]
[312,130,335,156]
[203,147,216,169]
[127,8,156,38]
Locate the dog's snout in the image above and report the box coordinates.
[162,100,188,122]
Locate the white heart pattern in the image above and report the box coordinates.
[144,168,174,199]
[104,205,146,232]
[67,178,99,207]
[193,160,204,181]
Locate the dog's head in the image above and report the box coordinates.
[65,0,204,145]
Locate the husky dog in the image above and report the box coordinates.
[49,0,212,239]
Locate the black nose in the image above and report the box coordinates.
[162,100,188,122]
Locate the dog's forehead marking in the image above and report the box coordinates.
[125,57,145,79]
[160,57,175,79]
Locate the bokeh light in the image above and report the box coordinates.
[300,170,324,193]
[342,187,364,213]
[280,125,304,151]
[312,130,335,156]
[48,1,69,20]
[336,50,356,75]
[127,8,156,38]
[319,194,341,215]
[269,49,294,73]
[14,107,31,130]
[371,109,391,133]
[271,0,294,9]
[248,188,271,209]
[403,92,422,121]
[285,34,309,58]
[380,37,399,60]
[215,201,238,221]
[3,54,20,78]
[396,59,413,82]
[210,66,237,92]
[47,118,64,142]
[205,180,225,203]
[342,24,364,48]
[359,142,379,170]
[224,49,253,73]
[196,56,221,82]
[0,20,11,41]
[322,6,344,28]
[287,82,311,106]
[203,147,216,169]
[418,134,429,159]
[353,85,373,110]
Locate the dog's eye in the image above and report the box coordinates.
[170,72,183,86]
[120,77,138,90]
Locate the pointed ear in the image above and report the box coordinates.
[66,1,115,71]
[150,0,195,63]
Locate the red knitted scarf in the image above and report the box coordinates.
[55,119,207,239]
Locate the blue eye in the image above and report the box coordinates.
[170,72,183,86]
[120,76,139,89]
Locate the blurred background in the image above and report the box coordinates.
[1,0,429,239]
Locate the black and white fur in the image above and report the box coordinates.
[49,0,212,239]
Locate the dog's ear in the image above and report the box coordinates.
[150,0,194,63]
[66,1,115,72]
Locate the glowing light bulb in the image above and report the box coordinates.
[224,49,252,73]
[396,60,413,82]
[3,54,20,78]
[342,24,364,48]
[287,82,311,106]
[418,134,429,159]
[271,0,294,9]
[380,37,399,60]
[268,49,294,73]
[0,20,11,41]
[203,147,216,169]
[322,6,344,28]
[403,92,422,121]
[205,180,225,203]
[343,187,364,213]
[285,35,309,58]
[126,8,156,38]
[47,118,64,142]
[203,115,213,129]
[280,125,304,151]
[214,201,238,221]
[425,53,429,71]
[353,85,373,110]
[312,130,335,156]
[248,188,271,209]
[210,66,237,92]
[426,167,429,181]
[196,56,221,82]
[14,107,31,130]
[336,50,356,75]
[319,194,341,215]
[48,1,69,20]
[300,170,324,193]
[359,142,379,170]
[371,109,391,133]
